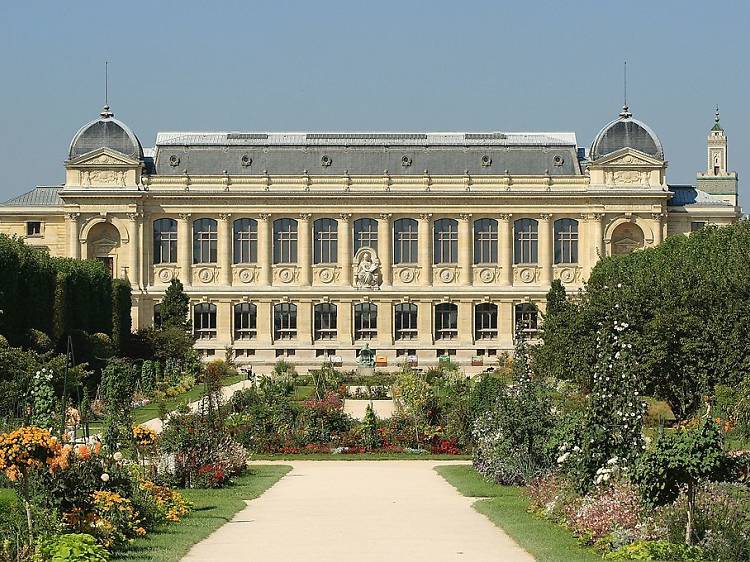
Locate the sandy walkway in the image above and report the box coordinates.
[182,460,533,562]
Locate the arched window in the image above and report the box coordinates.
[313,218,338,264]
[273,302,297,340]
[194,303,217,339]
[433,218,458,264]
[354,302,378,340]
[314,303,337,340]
[233,218,258,264]
[475,303,498,340]
[354,218,378,253]
[474,218,498,264]
[153,218,177,264]
[394,218,418,264]
[435,303,458,340]
[273,218,298,264]
[514,218,538,264]
[234,302,257,340]
[554,218,578,264]
[153,303,162,329]
[394,303,418,340]
[611,222,645,256]
[515,303,538,335]
[193,218,218,264]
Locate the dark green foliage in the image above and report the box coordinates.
[111,278,132,356]
[101,358,137,451]
[0,234,114,348]
[533,222,750,420]
[160,279,190,330]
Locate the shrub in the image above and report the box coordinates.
[111,279,131,356]
[64,490,146,550]
[35,533,109,562]
[605,540,703,561]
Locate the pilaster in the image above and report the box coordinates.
[377,299,393,347]
[298,214,312,286]
[218,213,232,286]
[177,213,192,286]
[338,213,352,286]
[127,212,142,288]
[418,300,433,345]
[297,299,313,345]
[458,299,474,345]
[539,213,553,286]
[458,213,472,286]
[378,213,392,285]
[66,212,80,259]
[418,213,432,286]
[499,214,512,286]
[258,213,272,286]
[338,299,352,345]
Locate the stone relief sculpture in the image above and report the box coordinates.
[355,249,380,289]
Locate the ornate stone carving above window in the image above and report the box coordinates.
[513,265,540,285]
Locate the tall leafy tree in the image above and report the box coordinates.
[160,279,190,331]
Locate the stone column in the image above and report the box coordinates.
[499,301,514,344]
[591,213,605,263]
[418,300,433,345]
[298,214,312,286]
[651,212,664,245]
[297,299,313,345]
[458,300,474,345]
[338,300,352,345]
[140,214,149,289]
[177,213,192,286]
[418,213,432,286]
[127,212,141,288]
[338,214,352,286]
[539,213,553,286]
[218,300,233,346]
[458,213,472,286]
[66,212,80,259]
[378,213,392,285]
[499,214,513,286]
[218,213,232,286]
[258,213,272,286]
[377,299,393,347]
[256,299,272,345]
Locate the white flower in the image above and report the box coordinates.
[557,452,571,464]
[100,473,110,482]
[113,452,123,462]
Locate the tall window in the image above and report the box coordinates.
[433,218,458,264]
[313,218,338,264]
[435,303,458,340]
[394,218,418,264]
[474,218,498,264]
[394,303,418,340]
[273,218,298,264]
[273,303,297,340]
[233,302,257,340]
[554,218,578,264]
[514,218,538,264]
[153,303,162,329]
[194,303,217,339]
[193,218,218,264]
[234,218,258,264]
[475,303,498,340]
[354,302,378,340]
[314,303,337,340]
[153,218,177,264]
[515,303,538,334]
[354,218,378,253]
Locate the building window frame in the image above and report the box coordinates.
[26,221,42,237]
[393,218,418,264]
[353,218,378,253]
[434,302,458,340]
[433,218,459,264]
[554,218,579,264]
[193,302,217,340]
[394,302,418,340]
[233,302,257,340]
[474,303,498,340]
[273,218,298,264]
[233,218,258,264]
[193,218,218,264]
[514,218,539,264]
[314,303,338,340]
[473,218,498,264]
[273,302,297,340]
[313,218,338,264]
[515,303,538,335]
[153,218,178,264]
[354,302,378,340]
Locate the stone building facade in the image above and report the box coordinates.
[0,103,741,369]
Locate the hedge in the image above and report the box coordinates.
[0,234,125,348]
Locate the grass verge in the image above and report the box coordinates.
[114,464,290,562]
[435,465,601,562]
[253,453,471,461]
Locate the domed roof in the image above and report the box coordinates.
[68,105,143,160]
[590,106,664,161]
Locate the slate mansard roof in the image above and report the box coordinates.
[152,131,583,176]
[3,186,64,207]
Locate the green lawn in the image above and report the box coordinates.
[115,464,290,562]
[291,385,315,401]
[435,465,601,562]
[253,452,471,461]
[0,487,17,509]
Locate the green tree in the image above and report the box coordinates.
[634,417,731,545]
[160,278,190,331]
[101,358,137,451]
[111,278,132,356]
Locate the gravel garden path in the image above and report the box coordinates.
[182,460,533,561]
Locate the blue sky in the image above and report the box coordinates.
[0,1,747,206]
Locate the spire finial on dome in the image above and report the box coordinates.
[99,61,113,118]
[715,104,720,124]
[619,60,632,119]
